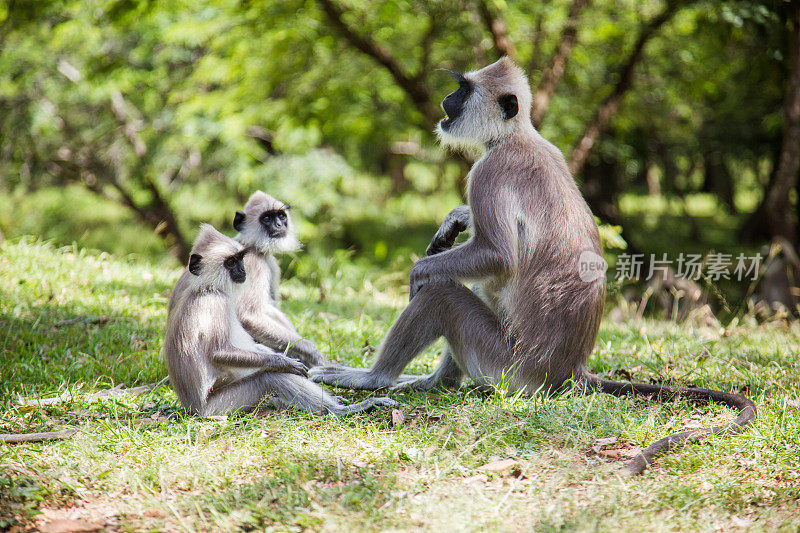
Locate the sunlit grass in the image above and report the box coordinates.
[1,239,798,531]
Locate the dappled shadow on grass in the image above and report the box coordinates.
[0,294,168,403]
[186,453,399,531]
[4,376,798,531]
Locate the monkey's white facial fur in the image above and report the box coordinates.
[187,224,248,294]
[233,190,301,255]
[436,57,532,150]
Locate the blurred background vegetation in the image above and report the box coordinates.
[1,0,798,318]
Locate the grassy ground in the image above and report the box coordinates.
[1,238,799,532]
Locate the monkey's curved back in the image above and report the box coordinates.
[165,291,228,413]
[469,133,605,387]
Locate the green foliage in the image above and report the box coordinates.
[1,0,791,263]
[597,218,627,250]
[0,475,59,529]
[0,185,168,260]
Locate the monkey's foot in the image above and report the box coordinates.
[390,373,461,392]
[308,364,395,390]
[390,376,436,392]
[330,395,350,405]
[332,396,398,417]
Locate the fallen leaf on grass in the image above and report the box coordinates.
[259,428,280,438]
[592,436,618,454]
[461,474,489,484]
[38,519,103,533]
[590,437,641,461]
[698,481,714,493]
[682,418,704,429]
[391,409,406,426]
[477,459,518,473]
[597,446,642,460]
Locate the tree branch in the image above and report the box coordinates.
[568,1,681,176]
[56,109,191,264]
[476,0,518,62]
[316,0,438,126]
[1,429,77,443]
[526,15,545,74]
[106,93,191,262]
[531,0,591,127]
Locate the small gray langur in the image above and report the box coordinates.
[168,191,328,368]
[164,224,395,417]
[311,57,756,474]
[232,191,329,367]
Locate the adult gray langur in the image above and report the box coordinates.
[310,57,756,474]
[164,224,395,417]
[168,191,328,368]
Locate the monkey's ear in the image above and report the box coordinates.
[233,211,246,232]
[188,254,203,276]
[498,94,518,120]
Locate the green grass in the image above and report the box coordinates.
[1,238,799,531]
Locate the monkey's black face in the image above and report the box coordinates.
[224,251,247,284]
[441,73,472,131]
[259,209,289,239]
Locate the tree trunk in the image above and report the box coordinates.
[764,1,800,242]
[702,151,736,213]
[476,0,517,61]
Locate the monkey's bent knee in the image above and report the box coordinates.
[412,281,464,300]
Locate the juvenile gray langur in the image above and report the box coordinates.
[232,191,329,367]
[168,191,328,368]
[165,224,395,417]
[311,57,756,474]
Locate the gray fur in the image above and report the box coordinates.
[168,191,328,368]
[233,191,329,368]
[310,57,755,474]
[165,225,395,417]
[311,57,604,394]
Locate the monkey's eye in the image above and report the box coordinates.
[224,257,237,269]
[277,212,287,222]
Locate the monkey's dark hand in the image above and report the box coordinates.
[426,205,471,256]
[266,355,308,377]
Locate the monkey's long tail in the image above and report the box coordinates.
[584,374,757,475]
